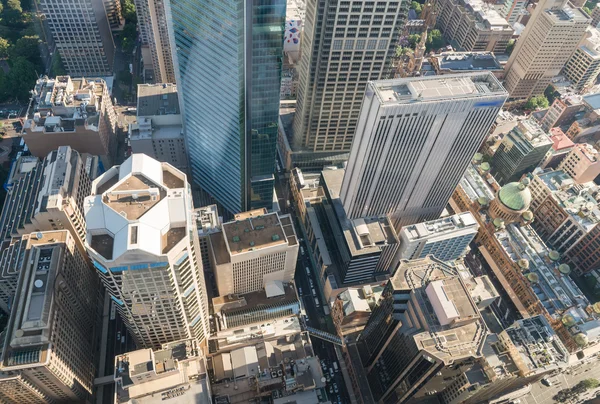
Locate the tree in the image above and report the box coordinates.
[6,57,37,102]
[6,0,22,13]
[410,1,422,13]
[581,379,600,390]
[583,6,592,15]
[0,37,9,58]
[2,0,24,28]
[506,39,515,56]
[50,51,66,76]
[426,29,444,52]
[408,34,421,47]
[121,0,137,23]
[545,85,559,105]
[525,95,549,110]
[11,35,39,61]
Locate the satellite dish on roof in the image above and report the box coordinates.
[34,280,43,288]
[36,232,43,240]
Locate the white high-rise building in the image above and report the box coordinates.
[398,212,479,261]
[84,154,209,349]
[340,73,508,228]
[209,208,299,296]
[41,0,115,76]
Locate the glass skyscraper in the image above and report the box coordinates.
[168,0,285,213]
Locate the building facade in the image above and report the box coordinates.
[84,154,210,349]
[436,0,514,53]
[135,0,176,83]
[564,27,600,92]
[41,0,115,76]
[340,74,507,228]
[208,209,298,296]
[558,143,600,184]
[168,0,286,213]
[500,0,527,25]
[291,0,408,163]
[0,231,100,402]
[490,119,552,185]
[24,76,118,167]
[503,0,589,101]
[398,212,479,262]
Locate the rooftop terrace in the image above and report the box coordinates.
[222,211,291,255]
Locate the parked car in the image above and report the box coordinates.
[541,378,552,387]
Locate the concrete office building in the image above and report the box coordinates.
[103,0,124,29]
[24,76,118,167]
[168,0,286,213]
[84,154,210,349]
[114,339,210,403]
[359,256,486,403]
[130,84,187,171]
[398,212,479,262]
[490,119,552,184]
[540,128,574,169]
[0,231,100,402]
[195,204,221,273]
[321,169,400,284]
[500,0,527,25]
[340,74,507,228]
[291,0,408,166]
[135,0,176,83]
[592,3,600,27]
[503,0,589,101]
[41,0,114,76]
[208,209,298,296]
[558,143,600,184]
[564,27,600,91]
[436,0,514,53]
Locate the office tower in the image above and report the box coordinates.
[321,169,400,284]
[40,0,115,76]
[114,339,211,403]
[398,212,479,261]
[490,120,552,185]
[168,0,286,214]
[208,208,298,295]
[558,143,600,183]
[103,0,124,29]
[84,154,210,348]
[291,0,408,166]
[359,256,486,403]
[500,0,527,25]
[195,204,221,273]
[340,73,507,228]
[564,28,600,91]
[0,230,100,402]
[135,0,176,83]
[130,84,187,171]
[503,0,589,102]
[592,4,600,27]
[436,0,514,53]
[24,76,118,167]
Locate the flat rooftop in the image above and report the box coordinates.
[372,73,507,105]
[403,212,478,240]
[434,52,502,71]
[222,212,291,255]
[137,83,180,116]
[104,174,166,221]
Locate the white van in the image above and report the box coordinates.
[314,298,320,307]
[300,246,305,255]
[306,267,311,276]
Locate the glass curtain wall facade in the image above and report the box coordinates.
[169,0,285,213]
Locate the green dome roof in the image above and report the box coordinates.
[562,314,577,327]
[575,333,589,347]
[480,162,491,172]
[549,250,560,261]
[559,264,571,274]
[498,181,532,211]
[522,211,533,221]
[473,153,483,162]
[478,196,489,206]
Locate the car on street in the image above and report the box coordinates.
[312,288,317,296]
[314,298,320,307]
[541,378,552,387]
[298,287,303,295]
[334,383,339,393]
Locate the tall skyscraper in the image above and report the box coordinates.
[41,0,115,76]
[292,0,407,166]
[135,0,176,83]
[340,73,507,228]
[168,0,286,213]
[503,0,589,101]
[359,256,487,403]
[84,154,210,349]
[0,230,100,402]
[563,27,600,92]
[490,119,552,184]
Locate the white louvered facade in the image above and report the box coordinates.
[340,73,508,229]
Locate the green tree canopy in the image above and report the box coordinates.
[411,1,422,13]
[524,95,550,110]
[426,29,444,52]
[0,37,9,58]
[7,57,37,102]
[121,0,137,22]
[408,34,421,47]
[11,35,39,60]
[581,379,600,390]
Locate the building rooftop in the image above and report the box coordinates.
[545,5,590,24]
[403,212,479,241]
[115,339,210,404]
[214,209,297,261]
[497,180,532,211]
[321,169,398,257]
[550,128,575,151]
[433,52,502,72]
[536,170,600,230]
[338,284,385,316]
[373,73,507,105]
[85,154,189,262]
[580,27,600,59]
[495,223,588,318]
[137,83,180,116]
[391,257,487,361]
[460,164,498,204]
